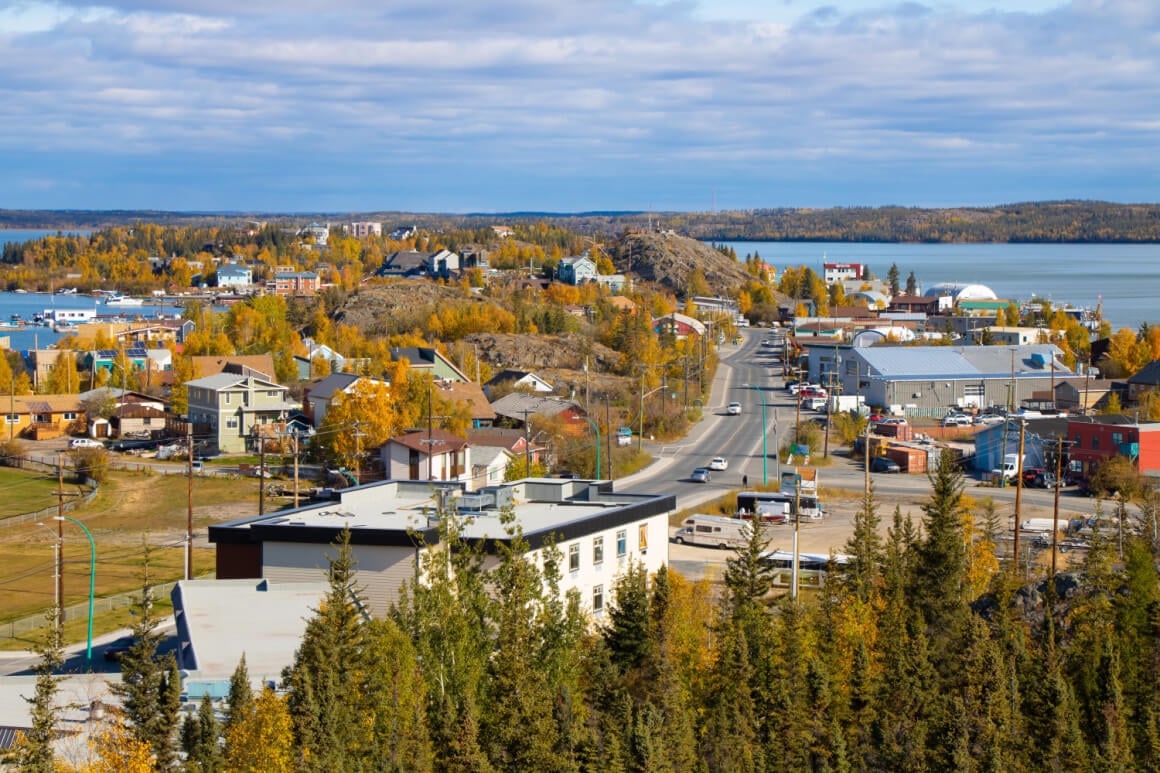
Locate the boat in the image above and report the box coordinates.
[53,322,79,333]
[105,295,144,307]
[57,287,78,295]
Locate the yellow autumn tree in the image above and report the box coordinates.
[66,715,154,773]
[316,379,397,470]
[223,687,295,773]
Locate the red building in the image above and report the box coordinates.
[1067,416,1160,478]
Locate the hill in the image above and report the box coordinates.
[609,231,752,296]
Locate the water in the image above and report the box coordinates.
[719,241,1160,332]
[0,292,184,350]
[0,229,91,247]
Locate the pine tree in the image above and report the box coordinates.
[905,271,918,295]
[700,615,763,773]
[181,693,223,772]
[361,617,434,771]
[887,263,901,296]
[723,516,776,613]
[11,608,63,773]
[225,654,253,732]
[843,479,884,601]
[604,561,654,677]
[912,451,969,657]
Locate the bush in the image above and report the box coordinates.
[70,446,110,483]
[1089,455,1140,499]
[0,438,25,467]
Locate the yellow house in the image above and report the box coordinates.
[2,394,86,440]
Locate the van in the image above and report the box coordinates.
[674,515,752,549]
[804,397,828,411]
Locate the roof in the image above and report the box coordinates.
[389,347,469,381]
[216,264,251,276]
[435,380,496,421]
[467,427,532,451]
[379,251,433,273]
[9,394,84,413]
[389,429,469,456]
[191,355,276,381]
[275,272,319,279]
[307,372,363,402]
[472,445,512,468]
[653,313,706,336]
[185,372,285,391]
[490,392,583,421]
[1128,359,1160,386]
[854,344,1070,380]
[923,282,997,301]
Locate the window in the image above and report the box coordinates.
[224,393,232,405]
[5,414,17,424]
[593,536,604,565]
[63,412,77,421]
[226,419,237,429]
[1112,432,1124,445]
[568,543,580,572]
[592,584,604,613]
[639,524,649,553]
[267,390,280,398]
[1092,435,1099,450]
[616,529,627,558]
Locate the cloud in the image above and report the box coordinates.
[0,0,1157,210]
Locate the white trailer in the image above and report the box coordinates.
[674,514,752,549]
[1020,518,1063,533]
[829,394,865,413]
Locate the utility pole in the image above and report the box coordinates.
[258,433,267,516]
[56,455,64,631]
[1013,420,1026,574]
[186,423,193,580]
[1052,435,1063,578]
[605,395,613,481]
[792,475,802,601]
[638,371,645,453]
[292,433,300,507]
[523,409,531,477]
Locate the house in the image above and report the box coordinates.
[304,373,390,427]
[485,370,554,395]
[471,446,514,488]
[823,262,864,284]
[389,347,469,383]
[85,348,150,377]
[1126,360,1160,402]
[300,223,329,245]
[468,427,544,466]
[838,344,1073,415]
[1049,378,1118,413]
[652,313,706,338]
[347,222,382,238]
[215,263,253,289]
[491,225,514,238]
[273,272,320,296]
[1,395,85,439]
[970,326,1048,346]
[556,256,597,286]
[1067,415,1160,481]
[77,386,166,413]
[887,294,941,315]
[190,355,276,382]
[434,380,496,428]
[376,250,431,278]
[388,225,417,240]
[185,373,299,454]
[381,429,471,485]
[112,405,169,438]
[208,477,674,618]
[426,249,460,278]
[490,393,586,427]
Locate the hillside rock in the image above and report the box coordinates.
[611,231,752,297]
[333,281,486,334]
[464,333,621,373]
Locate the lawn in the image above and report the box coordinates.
[0,469,261,636]
[0,466,87,519]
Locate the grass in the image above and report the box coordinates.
[0,597,175,653]
[0,466,88,519]
[0,469,259,635]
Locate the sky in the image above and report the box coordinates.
[0,0,1157,213]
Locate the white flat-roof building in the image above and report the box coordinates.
[209,478,674,619]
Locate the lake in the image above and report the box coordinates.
[719,241,1160,332]
[0,292,184,350]
[0,229,92,247]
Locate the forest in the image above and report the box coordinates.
[12,453,1160,772]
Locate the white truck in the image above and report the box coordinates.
[1020,518,1063,533]
[992,453,1024,482]
[674,514,752,549]
[828,394,865,413]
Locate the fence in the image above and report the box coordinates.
[0,580,180,643]
[0,456,99,531]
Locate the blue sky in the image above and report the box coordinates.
[1,0,1157,213]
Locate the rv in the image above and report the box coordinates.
[674,515,752,549]
[735,490,824,521]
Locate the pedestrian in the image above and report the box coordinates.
[742,474,749,489]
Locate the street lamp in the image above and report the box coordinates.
[34,522,60,622]
[748,384,770,487]
[54,515,96,665]
[574,415,602,480]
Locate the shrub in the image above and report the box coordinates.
[71,446,110,483]
[0,438,25,467]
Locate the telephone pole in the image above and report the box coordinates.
[186,423,193,580]
[1013,419,1026,574]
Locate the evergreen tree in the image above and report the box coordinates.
[906,271,918,295]
[843,479,884,601]
[887,263,901,296]
[109,547,182,769]
[361,617,434,772]
[700,614,763,773]
[723,515,775,613]
[225,654,253,732]
[181,693,223,772]
[11,609,63,773]
[604,561,655,677]
[912,451,969,658]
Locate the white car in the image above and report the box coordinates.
[708,457,728,471]
[727,402,743,415]
[942,413,973,427]
[69,438,102,449]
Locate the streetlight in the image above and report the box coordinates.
[34,522,60,621]
[574,415,602,480]
[748,384,770,487]
[54,515,95,665]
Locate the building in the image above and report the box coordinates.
[823,262,864,284]
[887,294,941,315]
[389,225,417,240]
[467,427,544,467]
[189,355,276,382]
[485,370,554,395]
[304,373,389,427]
[273,271,320,296]
[973,417,1070,473]
[471,446,514,488]
[1067,415,1160,481]
[1126,360,1160,403]
[382,429,471,485]
[837,344,1073,415]
[185,373,299,454]
[389,347,470,383]
[490,393,586,427]
[556,256,597,286]
[214,263,253,289]
[208,477,674,617]
[434,380,496,428]
[348,222,382,238]
[971,326,1048,346]
[84,348,150,377]
[1,395,85,439]
[300,223,329,245]
[653,313,707,338]
[923,282,998,303]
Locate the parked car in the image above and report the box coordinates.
[708,456,729,471]
[727,402,743,415]
[800,386,828,400]
[880,417,908,426]
[942,413,972,427]
[1030,471,1058,489]
[690,467,712,483]
[975,414,1006,426]
[870,457,902,474]
[1021,467,1047,486]
[868,414,885,423]
[786,380,801,393]
[69,438,102,449]
[103,636,137,662]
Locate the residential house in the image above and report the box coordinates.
[190,355,276,382]
[652,313,706,338]
[426,249,460,278]
[491,225,514,238]
[593,274,628,292]
[490,393,586,427]
[376,251,431,278]
[208,477,674,617]
[1050,378,1118,413]
[1,395,85,440]
[485,370,554,395]
[388,225,417,240]
[556,256,597,286]
[382,429,471,485]
[85,348,150,378]
[347,221,382,238]
[887,294,941,315]
[471,446,514,488]
[185,373,299,454]
[838,344,1073,415]
[273,272,320,297]
[1127,360,1160,403]
[300,223,329,245]
[304,373,391,427]
[1067,415,1160,481]
[823,262,864,284]
[389,347,469,383]
[113,405,169,438]
[215,263,253,289]
[970,326,1048,346]
[434,380,496,428]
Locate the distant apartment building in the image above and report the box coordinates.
[348,222,382,238]
[273,271,320,296]
[823,262,865,284]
